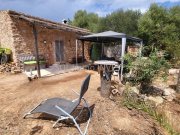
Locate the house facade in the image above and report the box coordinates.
[0,10,91,65]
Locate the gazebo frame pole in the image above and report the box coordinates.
[120,37,126,81]
[139,41,143,57]
[32,23,41,77]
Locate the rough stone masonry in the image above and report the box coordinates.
[0,10,91,66]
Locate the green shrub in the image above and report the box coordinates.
[124,49,169,88]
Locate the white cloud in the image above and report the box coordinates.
[0,0,179,21]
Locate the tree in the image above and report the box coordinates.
[138,4,180,92]
[72,10,99,32]
[165,6,180,61]
[97,9,141,36]
[138,4,180,59]
[168,6,180,93]
[138,4,168,48]
[72,10,88,28]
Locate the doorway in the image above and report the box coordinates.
[55,40,64,62]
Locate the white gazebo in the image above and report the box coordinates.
[78,31,143,81]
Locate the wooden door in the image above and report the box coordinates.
[55,40,64,62]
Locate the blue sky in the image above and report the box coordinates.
[0,0,180,22]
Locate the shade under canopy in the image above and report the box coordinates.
[77,30,143,81]
[79,31,142,42]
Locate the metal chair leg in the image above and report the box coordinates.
[55,105,91,135]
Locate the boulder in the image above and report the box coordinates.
[163,94,176,101]
[139,94,148,102]
[147,96,164,106]
[130,87,140,95]
[13,69,21,74]
[162,88,175,96]
[169,69,179,75]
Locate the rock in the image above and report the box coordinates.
[163,94,176,102]
[162,87,176,102]
[169,69,179,75]
[111,89,119,95]
[30,125,43,135]
[0,67,5,72]
[147,96,164,106]
[0,63,22,74]
[130,87,139,95]
[139,94,147,101]
[109,93,115,101]
[119,86,125,95]
[5,67,10,72]
[11,67,15,71]
[13,69,21,74]
[163,88,175,96]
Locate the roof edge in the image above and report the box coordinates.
[0,10,91,35]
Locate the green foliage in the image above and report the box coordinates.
[71,4,180,62]
[164,6,180,61]
[123,91,179,135]
[72,9,141,35]
[138,4,168,47]
[138,4,180,60]
[72,10,88,28]
[97,9,141,36]
[72,9,142,61]
[72,10,99,32]
[124,49,169,86]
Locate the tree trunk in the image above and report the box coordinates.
[176,70,180,93]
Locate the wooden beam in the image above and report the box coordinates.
[76,40,78,66]
[32,23,41,77]
[82,41,85,62]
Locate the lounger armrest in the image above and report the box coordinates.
[55,105,73,119]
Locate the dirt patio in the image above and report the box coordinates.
[0,70,173,135]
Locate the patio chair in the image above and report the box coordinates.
[23,74,91,135]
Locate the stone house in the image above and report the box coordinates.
[0,10,91,65]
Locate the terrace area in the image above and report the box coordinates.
[1,70,179,134]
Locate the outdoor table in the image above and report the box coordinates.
[94,60,118,97]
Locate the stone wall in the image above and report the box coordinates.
[127,46,140,57]
[0,11,91,65]
[84,41,91,61]
[0,11,15,60]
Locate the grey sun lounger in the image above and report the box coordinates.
[24,74,91,135]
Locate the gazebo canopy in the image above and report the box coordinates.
[79,31,142,42]
[77,30,143,81]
